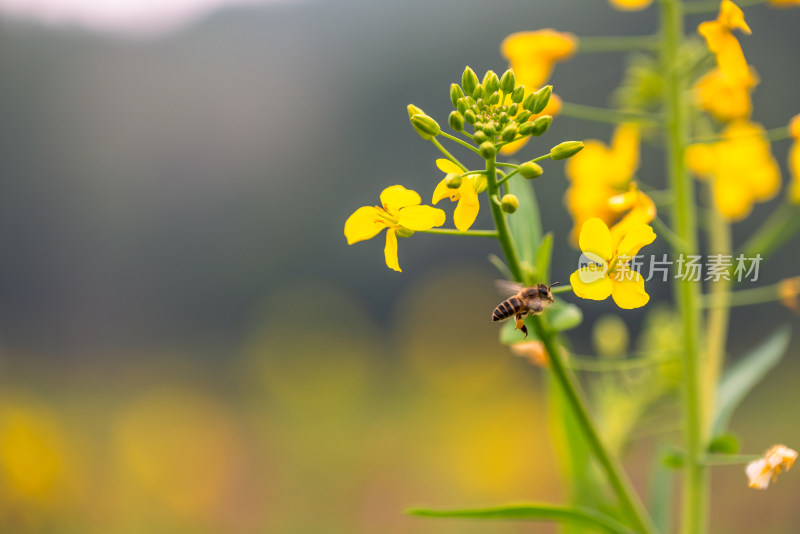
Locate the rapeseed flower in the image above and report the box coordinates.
[499,93,562,155]
[608,0,652,10]
[746,444,797,489]
[564,123,653,243]
[431,159,481,231]
[788,114,800,203]
[570,218,656,309]
[501,30,577,90]
[698,0,752,83]
[686,121,780,220]
[693,66,759,122]
[345,185,445,272]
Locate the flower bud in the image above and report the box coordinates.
[501,124,518,141]
[519,161,544,179]
[511,85,525,104]
[450,84,464,107]
[457,98,468,114]
[445,172,462,189]
[395,226,415,238]
[500,69,516,93]
[482,122,497,136]
[449,111,465,131]
[522,92,537,112]
[532,85,552,114]
[508,103,519,116]
[479,141,496,159]
[483,70,500,94]
[410,113,441,139]
[518,121,535,136]
[407,104,425,119]
[464,109,476,124]
[550,141,584,160]
[474,175,488,193]
[487,91,500,106]
[501,194,519,213]
[516,110,532,123]
[462,67,478,97]
[473,130,489,144]
[472,83,485,100]
[532,115,553,136]
[498,112,509,125]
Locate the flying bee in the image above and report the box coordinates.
[492,281,560,338]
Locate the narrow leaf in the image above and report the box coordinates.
[407,503,634,534]
[507,178,543,267]
[712,325,791,435]
[535,232,554,284]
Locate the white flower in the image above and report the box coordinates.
[745,444,798,490]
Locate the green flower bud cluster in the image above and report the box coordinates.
[450,66,555,152]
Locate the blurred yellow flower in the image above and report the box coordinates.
[431,159,481,231]
[499,92,562,155]
[510,340,549,367]
[501,30,577,90]
[345,185,445,272]
[0,400,68,504]
[693,66,759,122]
[698,0,752,83]
[570,218,656,309]
[686,121,780,220]
[609,0,652,10]
[746,444,797,489]
[788,113,800,204]
[608,184,657,246]
[778,276,800,312]
[770,0,800,6]
[564,123,652,243]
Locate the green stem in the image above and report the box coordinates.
[691,125,791,144]
[651,216,687,253]
[660,1,708,533]
[567,354,679,372]
[701,454,760,466]
[496,162,519,169]
[431,138,468,172]
[418,228,498,238]
[484,152,657,534]
[577,35,660,53]
[738,200,800,261]
[551,284,572,294]
[560,102,663,125]
[440,131,481,155]
[496,169,520,187]
[700,281,787,308]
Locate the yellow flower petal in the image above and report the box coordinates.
[610,271,650,309]
[453,194,480,232]
[380,185,421,214]
[432,178,455,204]
[693,67,758,122]
[397,205,446,231]
[501,30,577,89]
[384,229,400,272]
[790,141,800,204]
[698,17,750,83]
[435,159,462,176]
[608,0,652,10]
[579,218,613,261]
[686,143,716,177]
[616,223,656,258]
[610,123,640,183]
[570,268,613,301]
[712,174,752,220]
[790,114,800,139]
[719,0,751,34]
[344,206,387,245]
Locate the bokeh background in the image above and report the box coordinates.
[0,0,799,532]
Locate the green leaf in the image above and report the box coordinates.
[407,503,634,534]
[648,448,674,534]
[507,178,543,271]
[548,302,583,332]
[535,232,554,284]
[712,325,791,435]
[707,433,740,455]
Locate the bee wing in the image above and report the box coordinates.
[495,279,525,297]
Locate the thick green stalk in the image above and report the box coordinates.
[659,1,708,533]
[485,153,657,534]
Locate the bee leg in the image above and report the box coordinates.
[515,314,528,339]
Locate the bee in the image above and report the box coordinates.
[492,281,560,338]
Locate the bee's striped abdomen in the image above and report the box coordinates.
[492,296,524,321]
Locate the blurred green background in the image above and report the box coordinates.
[0,0,799,532]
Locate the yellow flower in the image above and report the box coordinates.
[693,66,759,122]
[501,30,577,90]
[345,185,445,272]
[564,123,652,243]
[608,184,657,246]
[698,0,752,83]
[770,0,800,6]
[431,159,481,232]
[686,121,780,220]
[746,444,797,489]
[570,218,656,309]
[609,0,652,10]
[788,114,800,204]
[499,92,563,156]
